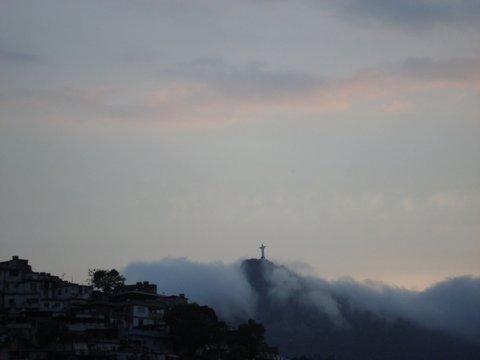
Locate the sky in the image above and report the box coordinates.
[0,0,479,289]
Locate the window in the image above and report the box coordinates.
[30,283,37,292]
[8,299,15,306]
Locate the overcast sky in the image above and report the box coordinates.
[1,0,479,288]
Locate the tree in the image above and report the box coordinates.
[164,303,224,355]
[232,319,268,358]
[88,268,125,293]
[164,304,275,359]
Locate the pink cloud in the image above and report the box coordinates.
[5,57,479,125]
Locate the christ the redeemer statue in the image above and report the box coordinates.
[259,244,266,260]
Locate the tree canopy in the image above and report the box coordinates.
[165,303,223,355]
[88,268,125,293]
[164,303,273,358]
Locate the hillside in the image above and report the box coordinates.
[241,258,480,359]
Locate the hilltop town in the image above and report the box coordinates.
[0,255,278,359]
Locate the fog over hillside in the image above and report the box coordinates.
[124,257,480,358]
[126,258,255,321]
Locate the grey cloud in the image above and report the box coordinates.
[168,59,324,101]
[8,55,478,124]
[264,266,480,341]
[164,56,480,104]
[177,56,480,96]
[124,257,480,341]
[318,0,480,28]
[399,57,480,82]
[331,275,480,341]
[0,48,42,65]
[123,258,256,321]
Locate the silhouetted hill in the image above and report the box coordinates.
[241,258,480,360]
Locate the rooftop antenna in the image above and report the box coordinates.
[259,244,266,260]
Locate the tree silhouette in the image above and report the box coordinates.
[88,268,125,293]
[165,303,223,355]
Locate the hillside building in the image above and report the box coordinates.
[0,256,92,314]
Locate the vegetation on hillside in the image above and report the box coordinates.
[165,303,275,359]
[88,268,125,293]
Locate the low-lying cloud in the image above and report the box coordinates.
[331,275,480,341]
[124,257,480,342]
[123,258,255,321]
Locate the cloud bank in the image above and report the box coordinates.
[138,56,480,121]
[331,275,480,341]
[124,257,480,342]
[123,258,255,321]
[12,56,479,124]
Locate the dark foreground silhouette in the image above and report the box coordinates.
[0,256,278,359]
